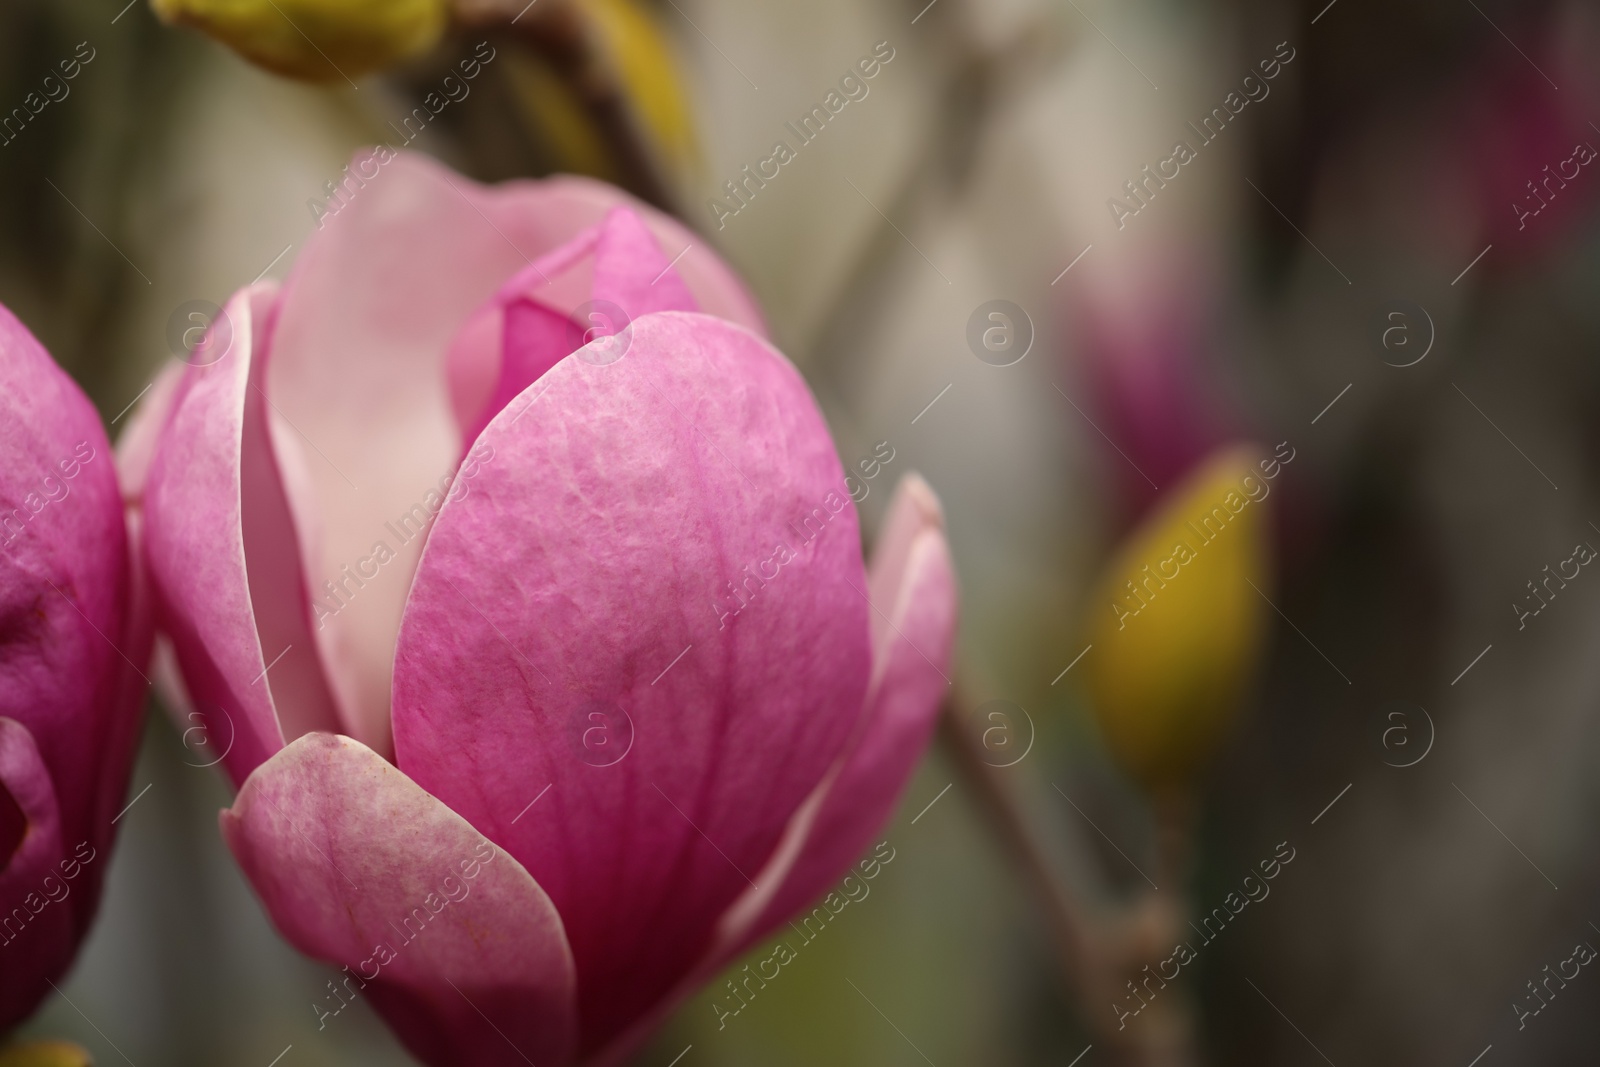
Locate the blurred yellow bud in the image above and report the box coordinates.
[0,1041,93,1067]
[1081,444,1275,789]
[150,0,449,82]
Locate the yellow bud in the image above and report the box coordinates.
[1080,445,1273,789]
[150,0,449,82]
[0,1040,94,1067]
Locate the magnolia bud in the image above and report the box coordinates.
[1081,445,1274,789]
[0,1040,95,1067]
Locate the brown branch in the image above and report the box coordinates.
[939,688,1099,998]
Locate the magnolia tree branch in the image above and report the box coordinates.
[941,686,1200,1067]
[453,0,676,213]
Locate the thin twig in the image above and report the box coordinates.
[940,691,1098,1001]
[942,683,1201,1066]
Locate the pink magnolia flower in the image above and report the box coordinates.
[0,306,149,1031]
[135,152,958,1065]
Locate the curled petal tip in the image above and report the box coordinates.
[894,470,945,529]
[867,472,948,649]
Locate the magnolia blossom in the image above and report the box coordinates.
[0,307,149,1031]
[133,152,958,1065]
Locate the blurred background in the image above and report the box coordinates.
[5,0,1600,1063]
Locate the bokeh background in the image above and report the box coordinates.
[5,0,1600,1063]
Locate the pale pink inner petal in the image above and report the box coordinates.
[243,304,344,746]
[266,153,588,757]
[143,286,340,787]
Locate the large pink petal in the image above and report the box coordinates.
[143,286,342,787]
[271,154,764,759]
[84,513,154,935]
[0,718,76,1032]
[0,304,137,873]
[221,732,577,1067]
[392,312,870,1052]
[589,476,958,1066]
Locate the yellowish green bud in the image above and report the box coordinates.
[0,1040,94,1067]
[150,0,449,83]
[1081,445,1274,789]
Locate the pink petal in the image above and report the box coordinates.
[589,205,699,316]
[0,717,76,1032]
[443,171,767,437]
[591,477,958,1065]
[0,303,142,900]
[737,476,956,934]
[459,207,702,446]
[85,518,153,923]
[222,732,577,1067]
[143,286,342,787]
[391,312,870,1052]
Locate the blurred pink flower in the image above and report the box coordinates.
[134,152,958,1065]
[1066,246,1226,520]
[0,307,149,1031]
[1454,9,1600,258]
